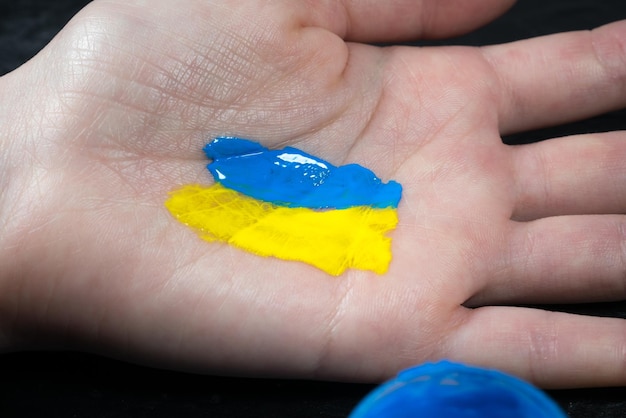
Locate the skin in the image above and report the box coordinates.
[1,0,626,388]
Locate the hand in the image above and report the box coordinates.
[1,0,626,388]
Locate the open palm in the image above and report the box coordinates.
[2,0,626,388]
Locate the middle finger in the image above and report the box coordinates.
[512,132,626,221]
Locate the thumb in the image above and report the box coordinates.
[302,0,517,42]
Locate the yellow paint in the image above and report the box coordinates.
[165,184,398,276]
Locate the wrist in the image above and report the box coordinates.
[0,73,34,353]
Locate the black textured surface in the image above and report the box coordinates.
[2,0,626,416]
[1,352,371,418]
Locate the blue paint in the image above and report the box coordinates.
[349,361,566,418]
[203,137,402,209]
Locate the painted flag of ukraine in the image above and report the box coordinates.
[166,137,402,276]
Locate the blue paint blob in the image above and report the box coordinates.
[203,137,402,209]
[350,361,566,418]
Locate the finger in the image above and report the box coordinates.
[302,0,516,42]
[482,20,626,134]
[448,306,626,388]
[512,132,626,221]
[469,214,626,306]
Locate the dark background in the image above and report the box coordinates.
[2,0,626,416]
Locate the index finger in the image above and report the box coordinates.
[482,20,626,134]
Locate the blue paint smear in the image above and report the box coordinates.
[204,137,402,209]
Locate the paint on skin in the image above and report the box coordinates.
[166,137,402,276]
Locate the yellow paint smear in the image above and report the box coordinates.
[165,184,398,276]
